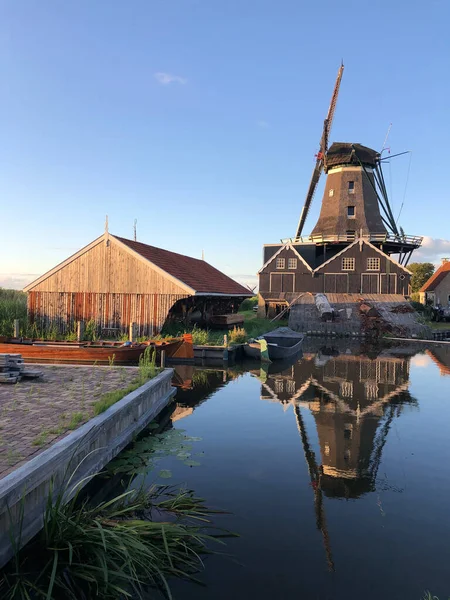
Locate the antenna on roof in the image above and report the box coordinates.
[134,219,137,242]
[105,215,110,246]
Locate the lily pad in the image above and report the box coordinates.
[159,469,172,479]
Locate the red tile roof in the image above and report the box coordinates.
[420,262,450,292]
[114,235,251,296]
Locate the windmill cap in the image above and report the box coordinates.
[325,142,379,172]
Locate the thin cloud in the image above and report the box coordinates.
[0,273,38,290]
[412,236,450,266]
[154,72,187,85]
[256,120,269,129]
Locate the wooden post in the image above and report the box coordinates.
[129,322,137,342]
[160,350,166,369]
[77,321,85,342]
[13,319,20,338]
[223,334,228,347]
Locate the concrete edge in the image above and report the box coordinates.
[0,369,172,498]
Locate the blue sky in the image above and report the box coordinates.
[1,0,449,289]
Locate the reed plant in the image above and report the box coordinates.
[228,326,247,344]
[0,289,27,336]
[0,468,232,599]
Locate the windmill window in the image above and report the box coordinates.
[348,181,355,193]
[288,258,297,270]
[346,230,356,239]
[344,424,353,440]
[329,189,334,197]
[347,206,355,218]
[276,257,285,270]
[367,257,380,271]
[324,443,330,456]
[342,257,355,271]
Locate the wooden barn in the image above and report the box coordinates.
[24,232,251,336]
[258,65,422,317]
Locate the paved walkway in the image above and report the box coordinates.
[0,365,139,480]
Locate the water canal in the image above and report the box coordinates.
[151,341,450,599]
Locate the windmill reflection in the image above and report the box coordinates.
[260,346,417,571]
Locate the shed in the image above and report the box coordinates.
[419,259,450,306]
[24,233,251,336]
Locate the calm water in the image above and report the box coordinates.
[154,342,450,599]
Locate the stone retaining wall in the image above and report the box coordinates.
[0,369,175,567]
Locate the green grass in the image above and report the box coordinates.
[92,381,142,415]
[67,411,85,430]
[32,431,49,447]
[426,321,450,330]
[160,310,288,347]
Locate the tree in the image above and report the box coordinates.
[408,262,435,293]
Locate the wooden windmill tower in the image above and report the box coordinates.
[258,65,423,311]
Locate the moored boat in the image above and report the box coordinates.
[243,327,304,362]
[0,337,189,365]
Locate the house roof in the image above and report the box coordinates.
[420,261,450,292]
[113,235,251,296]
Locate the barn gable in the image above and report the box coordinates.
[314,239,411,274]
[24,234,193,296]
[258,243,313,274]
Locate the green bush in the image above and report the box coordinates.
[239,296,258,311]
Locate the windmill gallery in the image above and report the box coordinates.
[257,64,423,329]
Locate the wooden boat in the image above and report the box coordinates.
[0,337,188,365]
[243,327,304,362]
[209,313,244,329]
[263,327,304,360]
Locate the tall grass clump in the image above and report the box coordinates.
[92,347,160,415]
[138,345,158,383]
[0,289,27,336]
[228,326,247,344]
[0,468,232,599]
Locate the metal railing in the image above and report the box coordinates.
[281,232,423,246]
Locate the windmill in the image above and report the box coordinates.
[293,65,421,266]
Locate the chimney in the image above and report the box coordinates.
[442,258,449,265]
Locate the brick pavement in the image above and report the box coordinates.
[0,365,139,480]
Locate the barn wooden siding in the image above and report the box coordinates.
[28,291,188,336]
[30,238,189,296]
